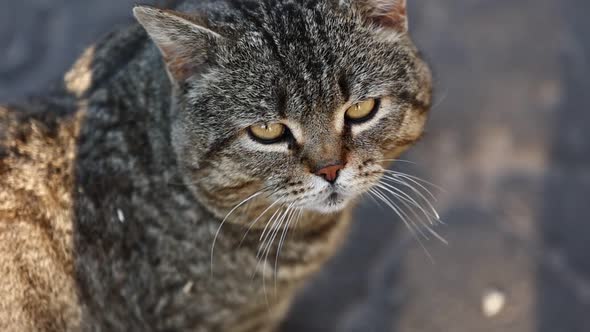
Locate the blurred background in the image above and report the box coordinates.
[2,0,590,331]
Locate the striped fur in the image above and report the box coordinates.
[0,0,431,330]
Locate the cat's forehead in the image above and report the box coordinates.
[215,6,376,113]
[187,0,419,123]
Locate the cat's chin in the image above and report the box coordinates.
[304,193,351,214]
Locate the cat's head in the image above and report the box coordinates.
[134,0,432,219]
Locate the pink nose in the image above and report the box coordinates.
[315,164,344,183]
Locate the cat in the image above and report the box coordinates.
[0,0,432,331]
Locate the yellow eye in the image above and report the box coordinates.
[248,122,286,143]
[345,98,378,122]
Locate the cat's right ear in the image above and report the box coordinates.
[133,6,223,84]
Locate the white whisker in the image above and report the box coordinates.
[259,204,293,301]
[255,201,282,242]
[369,188,435,262]
[210,190,265,274]
[274,206,298,291]
[249,205,283,282]
[384,169,445,193]
[376,186,432,240]
[383,172,438,203]
[377,180,447,243]
[378,181,438,223]
[376,158,417,165]
[254,205,286,304]
[382,173,440,221]
[377,183,447,245]
[376,184,429,230]
[370,189,425,240]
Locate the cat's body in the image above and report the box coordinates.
[0,0,432,331]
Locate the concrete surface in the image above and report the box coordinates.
[2,0,590,331]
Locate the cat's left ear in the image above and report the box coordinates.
[133,6,223,84]
[354,0,408,33]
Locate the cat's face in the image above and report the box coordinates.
[135,0,432,218]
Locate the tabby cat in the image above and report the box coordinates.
[0,0,432,331]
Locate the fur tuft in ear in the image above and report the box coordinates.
[133,6,222,83]
[356,0,408,32]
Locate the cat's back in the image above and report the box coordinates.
[0,19,178,330]
[0,101,83,331]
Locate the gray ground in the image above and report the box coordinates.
[2,0,590,331]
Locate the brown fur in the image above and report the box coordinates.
[0,104,83,331]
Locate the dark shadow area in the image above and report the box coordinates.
[537,0,590,331]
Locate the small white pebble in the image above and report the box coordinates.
[116,209,125,223]
[482,289,506,318]
[182,281,194,294]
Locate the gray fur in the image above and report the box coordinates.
[0,0,431,331]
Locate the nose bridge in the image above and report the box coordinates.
[301,124,344,172]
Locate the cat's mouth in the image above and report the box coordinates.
[326,193,342,205]
[305,190,351,214]
[292,171,371,214]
